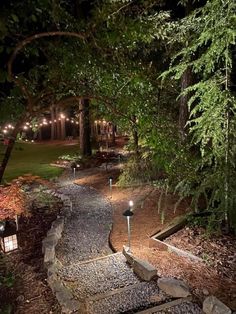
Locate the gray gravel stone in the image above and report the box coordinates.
[56,184,113,264]
[153,301,202,313]
[59,253,140,299]
[86,281,162,314]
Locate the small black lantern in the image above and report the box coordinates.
[0,221,18,253]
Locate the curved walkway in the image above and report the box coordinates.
[53,170,201,314]
[56,182,113,265]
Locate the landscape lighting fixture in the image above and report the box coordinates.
[0,222,18,253]
[129,200,134,209]
[123,201,134,253]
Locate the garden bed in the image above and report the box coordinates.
[0,181,62,313]
[165,226,236,281]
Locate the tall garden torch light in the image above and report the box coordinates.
[123,200,134,252]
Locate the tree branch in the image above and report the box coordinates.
[7,31,86,106]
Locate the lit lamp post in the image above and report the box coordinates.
[71,162,79,178]
[123,200,134,253]
[109,176,113,197]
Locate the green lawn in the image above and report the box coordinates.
[0,141,79,183]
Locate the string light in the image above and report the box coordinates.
[0,115,81,133]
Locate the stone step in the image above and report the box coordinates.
[58,253,141,300]
[84,280,163,314]
[135,297,202,314]
[58,252,170,314]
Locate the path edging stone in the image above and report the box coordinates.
[203,295,232,314]
[123,246,157,281]
[42,189,81,313]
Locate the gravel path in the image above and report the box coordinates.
[56,181,112,265]
[152,301,202,314]
[58,253,140,298]
[54,169,202,314]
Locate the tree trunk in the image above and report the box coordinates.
[79,98,92,156]
[0,120,23,183]
[60,115,66,140]
[55,106,60,139]
[179,1,193,142]
[179,66,193,141]
[51,105,56,140]
[111,123,116,146]
[133,128,139,157]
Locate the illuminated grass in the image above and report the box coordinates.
[0,141,79,182]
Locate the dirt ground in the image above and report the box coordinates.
[75,166,236,311]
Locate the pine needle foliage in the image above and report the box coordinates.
[163,0,236,232]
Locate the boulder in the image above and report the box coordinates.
[44,246,55,264]
[122,246,135,265]
[52,218,64,234]
[133,258,157,281]
[42,234,58,254]
[203,296,231,314]
[47,228,61,239]
[158,278,191,298]
[123,246,157,281]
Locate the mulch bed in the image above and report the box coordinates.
[165,226,236,281]
[0,198,62,313]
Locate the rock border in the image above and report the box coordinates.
[123,246,157,281]
[149,216,202,263]
[42,189,81,314]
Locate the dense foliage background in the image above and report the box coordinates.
[0,0,235,232]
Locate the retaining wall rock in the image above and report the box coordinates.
[158,277,191,298]
[42,189,80,313]
[203,296,232,314]
[123,246,157,281]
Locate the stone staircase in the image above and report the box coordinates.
[51,182,202,314]
[57,252,168,314]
